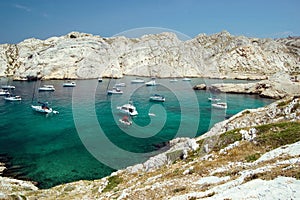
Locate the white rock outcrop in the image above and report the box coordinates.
[0,31,299,80]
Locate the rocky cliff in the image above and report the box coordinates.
[0,31,299,80]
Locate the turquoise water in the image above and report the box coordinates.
[0,77,274,188]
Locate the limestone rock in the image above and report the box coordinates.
[0,31,298,80]
[193,84,206,90]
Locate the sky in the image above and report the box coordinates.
[0,0,299,44]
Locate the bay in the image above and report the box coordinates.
[0,77,274,188]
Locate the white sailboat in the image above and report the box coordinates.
[212,102,227,109]
[31,81,58,114]
[4,95,22,101]
[131,78,145,84]
[0,89,10,96]
[38,85,55,91]
[63,81,76,87]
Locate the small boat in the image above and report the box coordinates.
[107,87,123,95]
[63,82,76,87]
[131,78,145,84]
[170,78,178,82]
[117,103,138,116]
[182,78,191,81]
[38,85,55,91]
[1,85,15,90]
[119,116,132,126]
[4,95,21,101]
[98,77,103,82]
[149,94,165,102]
[208,97,221,102]
[115,83,126,87]
[212,102,227,109]
[31,102,57,114]
[145,80,157,86]
[0,89,10,96]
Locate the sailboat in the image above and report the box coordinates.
[31,80,58,114]
[0,89,10,96]
[3,79,21,101]
[63,68,76,87]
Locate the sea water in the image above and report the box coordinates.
[0,77,274,188]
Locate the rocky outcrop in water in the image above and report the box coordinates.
[0,31,299,80]
[193,72,300,99]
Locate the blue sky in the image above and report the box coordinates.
[0,0,299,43]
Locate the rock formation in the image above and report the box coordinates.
[0,31,299,80]
[193,72,300,99]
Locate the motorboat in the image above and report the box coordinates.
[145,80,157,86]
[0,89,10,96]
[119,116,132,126]
[63,81,76,87]
[208,97,221,102]
[117,103,138,116]
[212,102,227,109]
[1,85,15,90]
[107,87,123,95]
[149,94,165,102]
[182,78,191,81]
[38,85,55,91]
[4,95,21,101]
[115,83,126,87]
[98,77,103,82]
[131,78,145,84]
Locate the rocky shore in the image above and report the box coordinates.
[0,96,299,199]
[194,72,300,99]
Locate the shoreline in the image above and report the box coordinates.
[0,75,299,198]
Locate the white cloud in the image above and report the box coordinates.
[14,4,31,12]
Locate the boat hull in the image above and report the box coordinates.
[4,96,21,101]
[63,83,76,87]
[31,105,53,114]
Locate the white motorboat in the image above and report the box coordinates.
[145,80,157,86]
[170,78,178,82]
[131,78,145,84]
[212,102,227,109]
[63,82,76,87]
[107,87,123,95]
[149,94,165,102]
[4,95,21,101]
[115,83,126,87]
[208,97,221,102]
[117,103,138,116]
[1,85,15,90]
[182,78,191,81]
[0,89,10,96]
[38,85,55,91]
